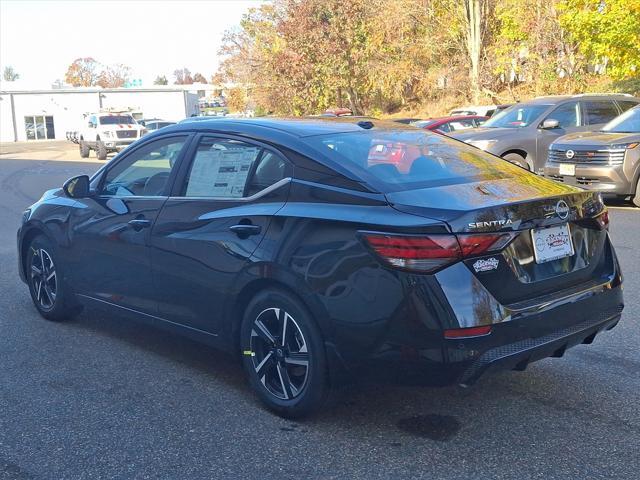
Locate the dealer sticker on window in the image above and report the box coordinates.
[531,223,575,264]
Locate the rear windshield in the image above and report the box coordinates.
[483,104,550,128]
[100,115,136,125]
[602,107,640,133]
[302,129,511,192]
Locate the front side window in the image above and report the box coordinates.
[547,102,580,128]
[101,136,187,196]
[183,137,263,198]
[583,101,619,125]
[483,104,550,128]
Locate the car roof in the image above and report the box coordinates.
[432,115,487,122]
[526,94,637,105]
[172,117,414,138]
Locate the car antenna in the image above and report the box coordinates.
[357,120,374,129]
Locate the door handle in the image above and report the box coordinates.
[229,224,262,237]
[128,218,152,230]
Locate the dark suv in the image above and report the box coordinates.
[545,105,640,206]
[450,94,639,173]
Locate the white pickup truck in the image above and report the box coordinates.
[79,112,146,160]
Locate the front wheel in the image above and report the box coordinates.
[79,141,90,158]
[96,141,108,161]
[240,288,329,418]
[26,235,81,321]
[633,179,640,208]
[502,152,530,170]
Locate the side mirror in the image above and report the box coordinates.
[63,175,91,198]
[540,119,559,129]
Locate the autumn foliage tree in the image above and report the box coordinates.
[216,0,640,116]
[193,73,208,84]
[64,58,132,88]
[64,57,101,87]
[97,64,131,88]
[173,68,194,85]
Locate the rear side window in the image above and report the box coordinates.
[547,102,580,127]
[618,100,639,113]
[583,101,619,125]
[182,137,288,198]
[447,119,475,131]
[302,129,512,192]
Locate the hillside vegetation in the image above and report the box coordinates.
[216,0,640,117]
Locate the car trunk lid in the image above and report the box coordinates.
[385,176,611,305]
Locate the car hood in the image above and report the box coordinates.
[384,170,599,233]
[448,127,520,142]
[552,131,640,147]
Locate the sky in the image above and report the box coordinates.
[0,0,265,88]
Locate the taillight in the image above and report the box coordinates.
[363,234,461,271]
[362,232,516,273]
[444,325,492,338]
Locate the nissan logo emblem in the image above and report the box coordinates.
[565,150,575,159]
[555,200,570,220]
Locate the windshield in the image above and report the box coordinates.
[302,129,512,192]
[482,104,550,128]
[100,115,136,125]
[602,107,640,133]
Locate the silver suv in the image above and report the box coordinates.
[450,94,639,173]
[545,105,640,206]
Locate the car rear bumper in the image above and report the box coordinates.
[456,304,622,385]
[544,163,633,195]
[346,275,623,387]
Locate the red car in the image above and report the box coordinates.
[412,115,488,134]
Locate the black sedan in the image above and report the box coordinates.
[17,118,623,417]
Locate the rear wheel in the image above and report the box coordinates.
[502,152,529,170]
[26,235,81,321]
[96,140,108,161]
[79,141,90,158]
[240,288,328,418]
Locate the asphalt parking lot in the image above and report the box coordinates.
[1,141,639,480]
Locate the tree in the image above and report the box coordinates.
[558,0,640,80]
[173,68,194,84]
[193,73,208,83]
[216,0,640,115]
[64,57,101,87]
[3,65,20,81]
[154,75,168,85]
[96,63,131,88]
[227,87,248,112]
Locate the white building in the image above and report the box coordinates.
[0,84,222,142]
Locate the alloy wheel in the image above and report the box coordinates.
[249,307,310,400]
[30,248,57,310]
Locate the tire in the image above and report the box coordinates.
[240,288,329,418]
[502,152,530,170]
[79,141,90,158]
[633,178,640,208]
[26,235,81,321]
[96,140,108,161]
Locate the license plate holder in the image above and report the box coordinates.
[531,224,575,264]
[559,163,575,176]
